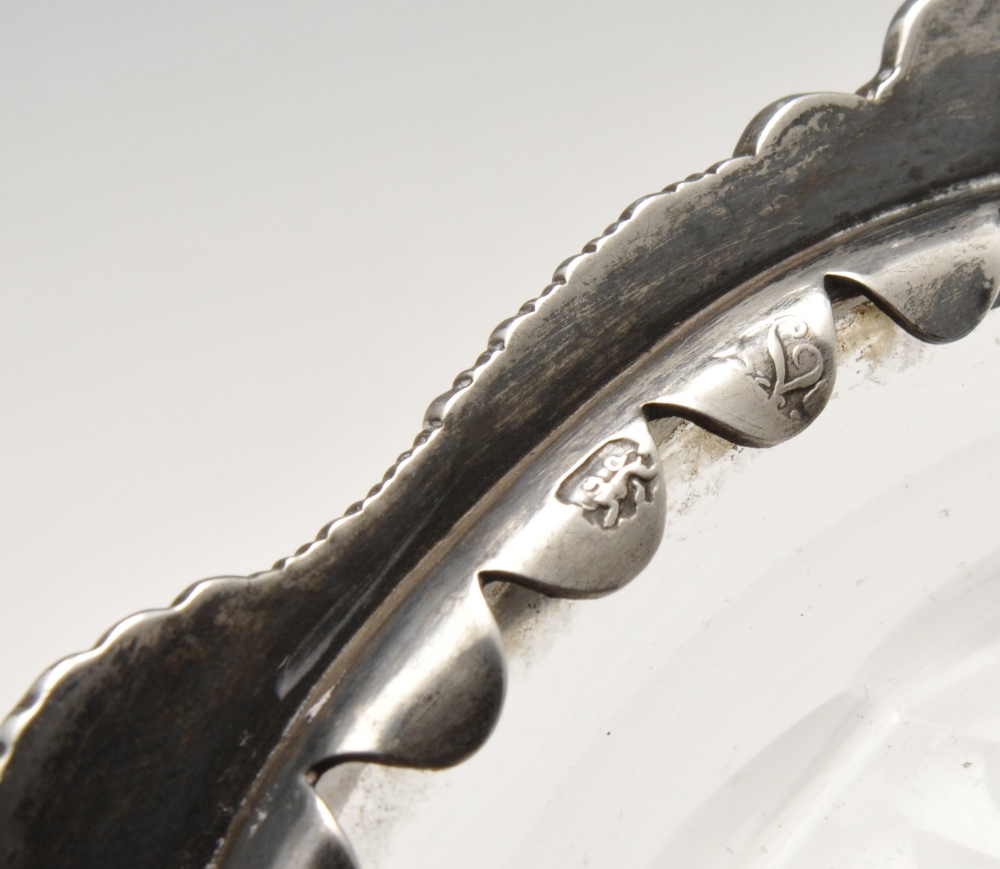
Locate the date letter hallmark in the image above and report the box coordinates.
[721,316,826,421]
[557,438,657,529]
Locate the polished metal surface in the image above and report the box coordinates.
[3,1,1000,867]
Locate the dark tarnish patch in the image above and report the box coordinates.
[826,202,1000,343]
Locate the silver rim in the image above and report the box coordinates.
[3,2,1000,866]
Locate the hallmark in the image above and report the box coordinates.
[718,315,825,421]
[557,438,656,529]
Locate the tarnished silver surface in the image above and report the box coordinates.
[827,200,1000,342]
[3,1,1000,867]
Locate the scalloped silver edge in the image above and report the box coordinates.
[0,0,994,861]
[0,0,966,786]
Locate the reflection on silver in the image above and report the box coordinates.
[3,1,1000,867]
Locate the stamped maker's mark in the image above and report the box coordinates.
[558,438,656,529]
[719,315,826,421]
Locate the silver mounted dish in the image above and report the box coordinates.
[2,1,1000,866]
